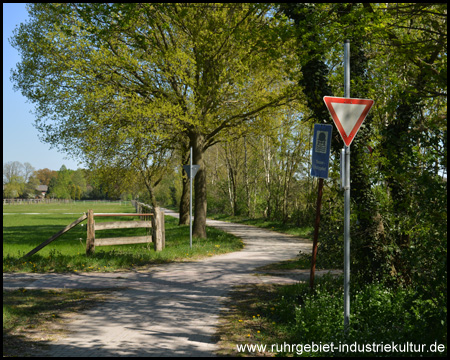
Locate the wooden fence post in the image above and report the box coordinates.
[86,209,95,256]
[153,207,165,251]
[160,208,165,249]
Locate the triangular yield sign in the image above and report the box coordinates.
[323,96,374,146]
[183,165,200,179]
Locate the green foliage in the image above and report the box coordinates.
[2,176,25,199]
[44,165,93,200]
[205,105,312,222]
[220,274,446,356]
[10,3,301,237]
[276,3,447,294]
[268,277,447,356]
[152,168,182,208]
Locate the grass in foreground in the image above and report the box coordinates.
[3,288,116,357]
[3,203,243,273]
[216,274,447,357]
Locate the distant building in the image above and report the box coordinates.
[36,185,48,198]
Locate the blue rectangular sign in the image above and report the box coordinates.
[311,124,332,179]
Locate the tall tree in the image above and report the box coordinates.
[11,3,299,238]
[33,168,58,186]
[22,162,35,183]
[48,165,72,199]
[280,3,447,285]
[3,161,25,185]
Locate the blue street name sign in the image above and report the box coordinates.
[311,124,333,179]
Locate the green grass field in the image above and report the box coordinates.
[3,201,243,273]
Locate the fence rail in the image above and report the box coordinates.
[22,213,88,259]
[95,236,152,246]
[94,220,152,230]
[93,213,152,217]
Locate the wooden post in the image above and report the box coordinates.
[146,213,152,244]
[86,209,95,256]
[153,207,165,251]
[310,178,324,290]
[160,208,165,249]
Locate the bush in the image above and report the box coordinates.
[275,276,447,357]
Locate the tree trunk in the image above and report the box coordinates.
[179,174,190,225]
[179,147,190,225]
[141,170,157,209]
[244,137,251,217]
[192,134,207,239]
[262,136,272,219]
[224,143,237,216]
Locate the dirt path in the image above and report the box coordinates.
[4,211,317,356]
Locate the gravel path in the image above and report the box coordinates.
[3,210,320,357]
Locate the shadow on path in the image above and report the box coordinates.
[5,212,314,357]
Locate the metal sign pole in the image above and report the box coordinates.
[182,150,200,250]
[344,144,350,331]
[310,177,324,289]
[343,39,351,332]
[189,146,193,249]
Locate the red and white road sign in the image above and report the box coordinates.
[323,96,374,146]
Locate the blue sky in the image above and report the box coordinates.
[3,3,82,171]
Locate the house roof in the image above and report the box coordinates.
[36,185,48,192]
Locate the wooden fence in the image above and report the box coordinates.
[134,202,165,252]
[85,205,165,255]
[22,202,165,258]
[3,198,76,205]
[3,199,131,205]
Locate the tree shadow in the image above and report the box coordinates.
[3,331,52,357]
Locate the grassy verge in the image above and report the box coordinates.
[3,203,244,273]
[255,256,313,272]
[3,288,116,357]
[216,274,447,357]
[216,283,287,357]
[207,213,314,240]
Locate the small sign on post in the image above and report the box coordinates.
[309,124,332,290]
[311,124,333,179]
